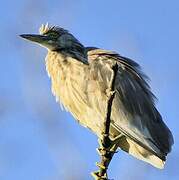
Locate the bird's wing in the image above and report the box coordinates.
[86,47,173,160]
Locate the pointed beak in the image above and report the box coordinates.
[19,34,49,44]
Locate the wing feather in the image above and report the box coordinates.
[87,47,174,160]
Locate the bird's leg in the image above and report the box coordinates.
[108,133,124,149]
[96,134,123,174]
[97,135,121,156]
[92,137,120,180]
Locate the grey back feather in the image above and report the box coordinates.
[86,47,174,158]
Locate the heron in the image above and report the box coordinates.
[20,24,173,171]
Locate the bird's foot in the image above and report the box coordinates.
[91,170,108,180]
[96,138,118,156]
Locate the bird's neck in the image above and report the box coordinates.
[45,50,88,113]
[45,50,87,85]
[59,48,88,64]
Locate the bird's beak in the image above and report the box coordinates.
[20,34,49,44]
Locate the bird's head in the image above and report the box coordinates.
[20,23,85,52]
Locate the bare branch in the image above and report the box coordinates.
[92,63,118,180]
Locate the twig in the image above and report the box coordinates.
[92,63,118,180]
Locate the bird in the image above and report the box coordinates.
[20,23,173,169]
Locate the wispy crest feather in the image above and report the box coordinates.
[39,23,50,35]
[39,23,68,35]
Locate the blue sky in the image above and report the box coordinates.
[0,0,178,179]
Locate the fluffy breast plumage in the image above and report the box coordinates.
[45,51,106,135]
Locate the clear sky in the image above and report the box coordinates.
[0,0,178,179]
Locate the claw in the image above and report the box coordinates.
[91,171,100,180]
[91,171,108,180]
[96,148,105,156]
[97,138,119,157]
[96,162,106,170]
[93,136,120,179]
